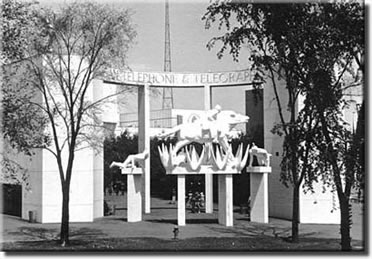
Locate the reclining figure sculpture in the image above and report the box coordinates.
[110,149,149,169]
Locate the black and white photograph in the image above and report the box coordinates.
[0,0,366,253]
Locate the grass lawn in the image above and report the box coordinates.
[1,196,365,253]
[1,236,364,252]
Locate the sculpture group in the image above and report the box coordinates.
[109,104,272,225]
[111,105,272,173]
[157,106,271,174]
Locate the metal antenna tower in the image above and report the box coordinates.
[162,0,174,109]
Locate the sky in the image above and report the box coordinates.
[114,0,253,113]
[40,0,253,114]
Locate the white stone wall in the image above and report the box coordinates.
[263,73,340,223]
[19,77,108,223]
[40,147,96,223]
[299,181,340,224]
[263,74,294,220]
[21,149,43,222]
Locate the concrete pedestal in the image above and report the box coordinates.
[247,166,271,223]
[218,174,233,226]
[168,167,239,227]
[123,168,142,222]
[177,175,186,226]
[205,174,214,213]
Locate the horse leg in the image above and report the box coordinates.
[248,151,253,167]
[219,138,234,160]
[172,139,191,156]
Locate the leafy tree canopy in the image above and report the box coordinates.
[1,0,44,64]
[2,0,50,156]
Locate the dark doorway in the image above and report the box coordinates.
[1,184,22,217]
[245,89,264,147]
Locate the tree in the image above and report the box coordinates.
[19,2,136,245]
[1,0,50,183]
[303,3,364,250]
[203,2,320,243]
[306,69,356,251]
[203,1,364,249]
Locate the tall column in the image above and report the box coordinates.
[218,174,233,226]
[204,84,213,213]
[250,172,269,223]
[138,83,151,213]
[127,173,142,222]
[177,175,186,226]
[92,79,104,219]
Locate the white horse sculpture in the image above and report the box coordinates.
[159,107,249,157]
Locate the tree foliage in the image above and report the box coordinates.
[2,0,49,153]
[1,0,43,64]
[2,65,50,155]
[1,0,50,182]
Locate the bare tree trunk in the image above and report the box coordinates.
[60,182,70,246]
[291,184,300,243]
[289,126,300,243]
[339,194,352,251]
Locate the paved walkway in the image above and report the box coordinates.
[0,196,364,247]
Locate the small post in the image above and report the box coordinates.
[173,226,179,239]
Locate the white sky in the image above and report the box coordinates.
[39,0,253,114]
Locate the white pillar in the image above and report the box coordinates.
[177,175,186,226]
[204,84,213,213]
[126,173,142,222]
[250,172,269,223]
[218,174,233,226]
[138,83,151,214]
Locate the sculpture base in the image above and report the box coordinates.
[121,168,142,222]
[246,166,272,224]
[246,166,272,173]
[173,168,237,227]
[121,167,143,175]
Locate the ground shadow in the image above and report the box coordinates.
[105,217,128,222]
[148,207,178,210]
[146,218,219,225]
[146,219,177,224]
[186,218,218,224]
[7,227,59,240]
[207,222,292,239]
[69,227,107,239]
[235,217,251,222]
